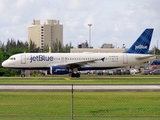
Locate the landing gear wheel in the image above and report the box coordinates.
[71,73,80,78]
[76,73,80,78]
[21,74,25,77]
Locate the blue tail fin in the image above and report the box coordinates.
[125,28,154,54]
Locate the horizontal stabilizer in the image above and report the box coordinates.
[136,55,155,60]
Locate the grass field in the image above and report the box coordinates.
[0,75,160,119]
[0,75,160,84]
[0,92,160,120]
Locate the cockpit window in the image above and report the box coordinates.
[9,57,16,60]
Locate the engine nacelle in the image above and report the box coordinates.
[50,66,69,74]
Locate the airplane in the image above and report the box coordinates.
[2,28,155,78]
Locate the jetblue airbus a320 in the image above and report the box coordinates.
[2,28,155,77]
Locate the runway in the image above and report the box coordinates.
[0,84,160,92]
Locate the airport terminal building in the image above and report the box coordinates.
[71,43,127,53]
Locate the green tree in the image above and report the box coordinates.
[149,47,160,55]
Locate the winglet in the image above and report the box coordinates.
[101,57,105,62]
[125,28,154,54]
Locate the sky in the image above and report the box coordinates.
[0,0,160,49]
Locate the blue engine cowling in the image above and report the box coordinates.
[50,66,69,74]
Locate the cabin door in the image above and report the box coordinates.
[21,55,26,64]
[123,55,128,64]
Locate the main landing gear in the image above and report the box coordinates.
[70,68,80,78]
[71,72,80,78]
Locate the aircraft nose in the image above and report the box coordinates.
[2,61,7,67]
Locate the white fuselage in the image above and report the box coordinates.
[2,52,154,70]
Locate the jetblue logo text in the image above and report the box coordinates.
[135,45,147,50]
[54,69,67,72]
[30,55,53,63]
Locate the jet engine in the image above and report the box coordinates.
[50,66,69,74]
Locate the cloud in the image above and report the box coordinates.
[12,15,21,24]
[0,0,6,13]
[0,0,160,49]
[14,0,27,8]
[68,0,81,10]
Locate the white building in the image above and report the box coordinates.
[28,19,63,50]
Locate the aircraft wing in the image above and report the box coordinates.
[47,57,105,68]
[136,55,155,60]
